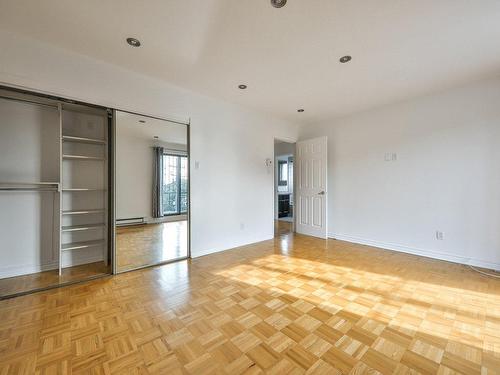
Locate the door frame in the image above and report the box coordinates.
[273,137,297,234]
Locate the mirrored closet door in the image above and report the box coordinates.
[0,87,113,298]
[114,111,189,273]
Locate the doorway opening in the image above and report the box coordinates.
[274,139,295,237]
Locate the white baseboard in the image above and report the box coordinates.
[330,233,500,271]
[192,235,274,259]
[150,215,187,224]
[0,254,104,279]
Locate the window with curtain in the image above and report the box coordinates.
[162,154,188,215]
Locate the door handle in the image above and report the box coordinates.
[318,191,325,195]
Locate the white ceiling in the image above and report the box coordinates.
[1,0,500,123]
[116,111,187,145]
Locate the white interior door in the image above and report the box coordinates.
[295,136,327,238]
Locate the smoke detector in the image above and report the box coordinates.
[271,0,287,8]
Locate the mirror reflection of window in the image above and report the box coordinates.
[278,160,288,186]
[277,156,293,193]
[162,154,188,215]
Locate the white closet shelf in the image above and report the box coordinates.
[0,181,59,185]
[0,181,60,192]
[62,209,105,215]
[63,154,106,161]
[62,240,105,251]
[62,223,105,232]
[62,188,106,191]
[62,135,107,145]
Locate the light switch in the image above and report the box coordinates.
[194,161,200,169]
[384,153,397,161]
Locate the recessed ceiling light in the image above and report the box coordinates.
[297,109,305,113]
[339,55,352,63]
[139,120,146,123]
[238,84,247,89]
[271,0,287,8]
[126,37,141,47]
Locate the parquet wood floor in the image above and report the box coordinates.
[116,221,188,272]
[1,234,500,374]
[274,220,293,237]
[0,261,110,299]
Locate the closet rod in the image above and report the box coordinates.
[0,94,58,109]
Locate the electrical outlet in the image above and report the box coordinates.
[436,231,444,240]
[240,222,245,230]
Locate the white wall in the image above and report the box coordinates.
[300,78,500,270]
[115,125,155,221]
[0,30,299,258]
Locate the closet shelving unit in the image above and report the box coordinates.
[0,87,113,298]
[59,103,110,275]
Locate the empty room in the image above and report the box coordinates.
[0,1,499,374]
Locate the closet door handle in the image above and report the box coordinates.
[318,191,325,195]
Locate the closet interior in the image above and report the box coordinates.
[0,87,113,298]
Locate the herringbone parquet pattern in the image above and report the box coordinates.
[1,234,500,374]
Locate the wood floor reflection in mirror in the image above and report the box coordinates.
[116,220,188,272]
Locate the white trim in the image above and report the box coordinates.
[151,215,187,224]
[193,236,274,259]
[330,232,500,271]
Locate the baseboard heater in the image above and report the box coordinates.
[116,217,146,227]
